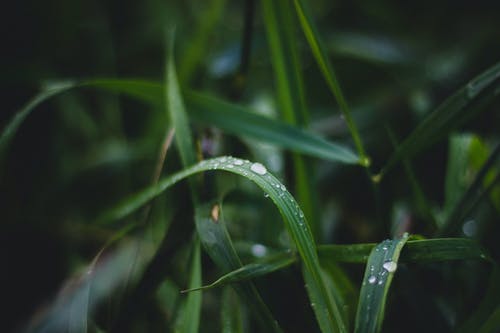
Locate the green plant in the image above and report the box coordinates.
[1,1,499,332]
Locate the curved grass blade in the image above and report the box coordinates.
[0,79,359,167]
[195,203,284,332]
[354,233,410,333]
[379,61,500,177]
[293,0,368,165]
[98,156,347,332]
[175,239,202,333]
[182,251,295,293]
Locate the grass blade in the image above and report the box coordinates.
[379,61,500,177]
[186,91,359,164]
[354,233,410,333]
[97,156,346,332]
[195,203,283,332]
[182,252,295,293]
[175,239,202,333]
[318,238,489,264]
[221,287,244,333]
[293,0,369,165]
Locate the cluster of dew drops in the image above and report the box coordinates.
[363,233,409,288]
[198,156,308,230]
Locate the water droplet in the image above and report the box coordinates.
[264,193,270,198]
[382,261,398,273]
[251,244,267,257]
[382,245,388,251]
[280,184,286,191]
[299,211,304,218]
[378,279,384,285]
[233,159,244,166]
[227,164,234,168]
[250,162,267,175]
[368,275,377,284]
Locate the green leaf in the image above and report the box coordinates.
[380,61,500,176]
[221,287,244,333]
[293,0,368,164]
[354,233,409,333]
[186,91,359,164]
[195,203,283,332]
[98,156,346,332]
[175,239,202,333]
[182,252,295,292]
[0,79,359,167]
[318,238,489,264]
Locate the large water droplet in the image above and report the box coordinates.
[382,261,398,273]
[368,275,377,284]
[233,159,244,166]
[250,162,267,175]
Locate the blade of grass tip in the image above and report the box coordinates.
[293,0,369,167]
[181,252,295,293]
[175,239,202,333]
[354,233,410,333]
[195,203,284,332]
[98,157,347,332]
[378,61,500,178]
[221,287,244,333]
[261,0,320,240]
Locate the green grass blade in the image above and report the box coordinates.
[0,79,359,167]
[175,239,202,333]
[354,233,410,333]
[182,252,295,293]
[261,0,320,241]
[318,238,489,264]
[221,288,244,333]
[293,0,369,165]
[186,91,359,164]
[97,156,346,332]
[195,203,284,332]
[379,61,500,177]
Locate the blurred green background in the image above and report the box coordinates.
[1,1,499,332]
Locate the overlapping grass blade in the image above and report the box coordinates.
[97,156,346,332]
[182,251,295,293]
[195,204,283,332]
[380,61,500,177]
[354,233,410,333]
[293,0,368,164]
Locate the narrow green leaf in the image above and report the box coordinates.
[380,61,500,177]
[182,252,295,292]
[221,287,244,333]
[98,156,345,332]
[195,203,283,332]
[175,239,202,333]
[293,0,369,165]
[318,238,489,264]
[186,91,359,164]
[0,79,359,167]
[261,0,320,242]
[354,233,410,333]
